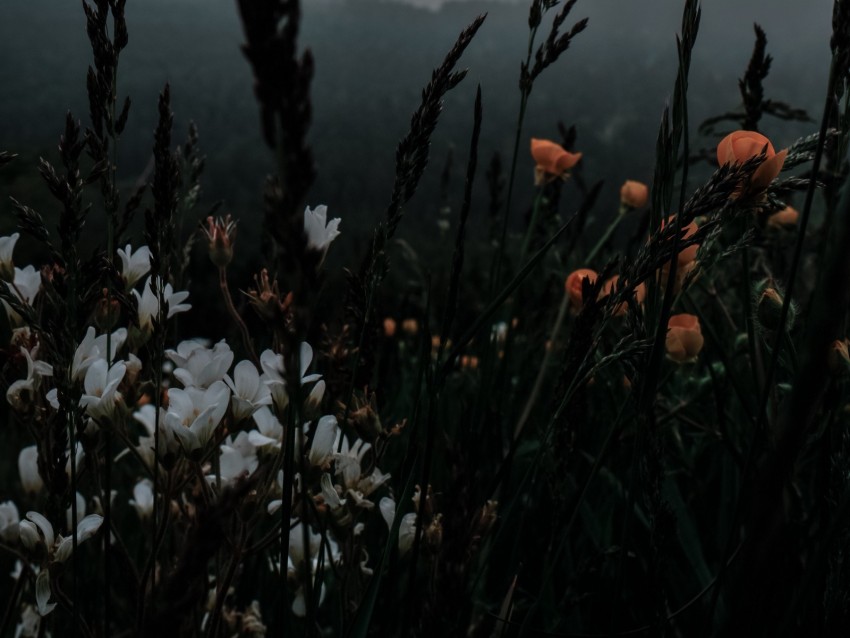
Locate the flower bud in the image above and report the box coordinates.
[202,215,237,268]
[383,318,397,338]
[757,288,785,331]
[665,314,704,363]
[619,180,649,210]
[565,268,598,310]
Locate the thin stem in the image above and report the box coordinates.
[219,266,259,366]
[513,292,569,440]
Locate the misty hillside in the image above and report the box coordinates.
[0,0,831,253]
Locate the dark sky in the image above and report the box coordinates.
[0,0,835,252]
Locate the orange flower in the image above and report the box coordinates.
[620,180,649,209]
[666,314,704,363]
[767,205,799,229]
[716,130,787,195]
[602,275,646,316]
[383,317,397,338]
[531,138,582,186]
[565,268,597,309]
[659,217,699,266]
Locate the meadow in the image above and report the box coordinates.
[0,0,848,636]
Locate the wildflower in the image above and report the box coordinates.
[565,268,598,309]
[18,446,42,494]
[226,360,273,422]
[286,519,340,617]
[14,605,41,637]
[259,343,323,411]
[716,130,787,196]
[212,433,259,484]
[245,268,294,323]
[398,513,418,556]
[0,232,19,280]
[129,479,154,520]
[401,318,419,335]
[201,214,237,267]
[602,276,646,316]
[665,314,704,363]
[0,501,20,542]
[6,346,53,412]
[303,205,341,255]
[168,339,234,389]
[308,415,341,467]
[134,276,191,334]
[72,326,127,381]
[767,205,799,229]
[79,359,127,421]
[116,244,152,288]
[164,381,231,452]
[530,138,582,185]
[19,510,103,616]
[383,317,397,337]
[247,406,284,450]
[7,265,41,307]
[619,180,649,210]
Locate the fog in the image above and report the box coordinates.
[0,0,833,254]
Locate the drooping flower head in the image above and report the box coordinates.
[531,138,582,186]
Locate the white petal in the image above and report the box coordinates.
[35,570,56,616]
[25,512,54,549]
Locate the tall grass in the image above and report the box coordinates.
[0,0,848,636]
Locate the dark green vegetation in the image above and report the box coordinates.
[1,0,850,636]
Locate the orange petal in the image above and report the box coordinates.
[751,148,787,192]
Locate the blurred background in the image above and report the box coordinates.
[0,0,832,282]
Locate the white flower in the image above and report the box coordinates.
[164,381,231,452]
[0,500,20,542]
[0,232,19,279]
[117,244,151,288]
[259,342,322,410]
[79,359,126,421]
[303,205,341,254]
[287,520,341,618]
[14,604,41,637]
[226,360,273,422]
[134,276,191,333]
[71,326,127,381]
[247,406,284,449]
[168,339,233,389]
[19,510,103,564]
[9,265,41,305]
[129,479,154,520]
[211,433,258,484]
[398,513,417,556]
[132,404,174,466]
[308,415,340,467]
[65,492,86,530]
[18,446,42,494]
[6,346,53,412]
[379,496,396,530]
[35,570,54,617]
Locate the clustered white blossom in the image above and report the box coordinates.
[0,225,425,628]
